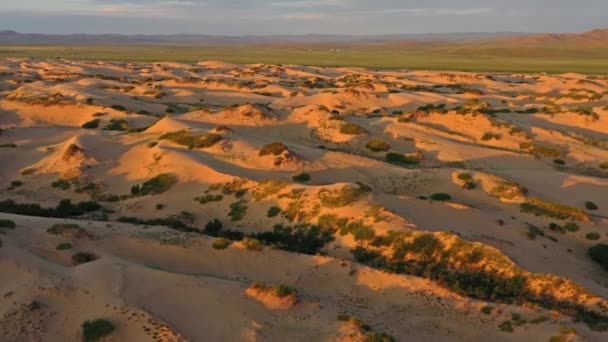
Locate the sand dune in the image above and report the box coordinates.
[1,58,608,341]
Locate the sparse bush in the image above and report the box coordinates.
[212,237,231,250]
[365,138,391,152]
[81,119,100,129]
[82,319,115,342]
[292,172,311,182]
[197,194,223,204]
[520,198,588,221]
[340,123,368,135]
[259,142,287,156]
[585,201,598,210]
[275,284,297,298]
[252,224,334,254]
[267,206,281,217]
[481,132,501,141]
[0,219,16,229]
[0,199,100,218]
[103,119,129,131]
[10,180,23,187]
[430,193,452,201]
[586,232,601,241]
[600,161,608,169]
[159,130,222,149]
[318,186,364,208]
[52,179,71,190]
[481,305,494,315]
[204,219,223,235]
[138,173,178,196]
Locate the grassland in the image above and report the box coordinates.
[1,43,608,74]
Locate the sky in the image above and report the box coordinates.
[1,0,607,35]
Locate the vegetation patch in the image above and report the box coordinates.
[228,199,248,221]
[292,172,311,182]
[252,223,334,254]
[0,199,100,218]
[318,185,364,208]
[259,142,287,156]
[365,138,391,152]
[340,123,368,135]
[589,244,608,270]
[82,319,115,342]
[131,173,178,196]
[81,119,100,129]
[212,237,232,250]
[520,198,589,221]
[72,252,98,265]
[159,130,222,149]
[385,152,421,166]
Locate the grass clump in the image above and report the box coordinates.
[586,232,601,241]
[56,242,73,250]
[365,138,391,152]
[212,237,232,250]
[82,319,115,342]
[292,172,311,182]
[520,198,589,221]
[340,220,375,241]
[196,194,223,204]
[81,119,100,129]
[259,142,288,156]
[340,122,368,135]
[481,305,494,315]
[242,237,264,251]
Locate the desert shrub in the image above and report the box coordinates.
[0,219,16,229]
[521,143,562,158]
[365,138,391,152]
[138,173,178,196]
[318,186,363,208]
[553,159,566,165]
[520,198,588,221]
[292,172,311,182]
[0,199,100,218]
[340,123,368,135]
[499,320,514,332]
[81,119,100,129]
[242,237,263,251]
[47,224,88,238]
[259,142,287,156]
[10,180,23,187]
[0,143,17,148]
[197,194,223,204]
[252,224,334,254]
[117,215,198,233]
[82,319,115,342]
[103,119,129,131]
[212,238,232,250]
[457,173,472,181]
[430,193,452,201]
[228,200,248,221]
[92,112,106,117]
[362,332,395,342]
[481,305,494,315]
[340,220,375,241]
[385,152,420,165]
[204,219,223,235]
[585,201,599,210]
[52,179,71,190]
[600,161,608,169]
[586,232,601,241]
[275,284,297,298]
[564,222,580,232]
[267,206,281,217]
[72,252,98,265]
[481,132,501,141]
[589,244,608,270]
[317,214,348,233]
[56,242,73,250]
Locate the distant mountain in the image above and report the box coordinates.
[0,30,530,45]
[498,28,608,46]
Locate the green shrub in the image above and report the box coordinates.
[204,219,223,235]
[292,172,311,182]
[430,193,452,201]
[499,320,514,332]
[10,180,23,187]
[564,222,580,232]
[319,186,363,208]
[385,152,420,165]
[56,242,73,250]
[197,194,223,204]
[252,224,334,255]
[242,237,263,251]
[259,142,287,156]
[212,238,231,250]
[81,119,100,129]
[589,244,608,270]
[481,132,501,141]
[138,174,178,196]
[267,206,281,217]
[340,220,375,241]
[82,319,115,342]
[586,232,601,241]
[103,119,129,131]
[457,173,473,181]
[0,199,100,218]
[228,200,248,221]
[585,201,599,210]
[365,138,391,152]
[0,219,16,229]
[0,143,17,148]
[52,179,71,190]
[340,123,368,135]
[481,305,494,315]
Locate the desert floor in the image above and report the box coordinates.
[1,59,608,341]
